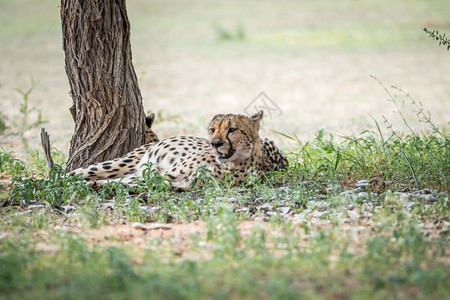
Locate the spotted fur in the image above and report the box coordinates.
[71,111,288,191]
[261,138,289,171]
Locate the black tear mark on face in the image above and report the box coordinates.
[216,136,235,160]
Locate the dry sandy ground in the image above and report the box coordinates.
[30,220,313,262]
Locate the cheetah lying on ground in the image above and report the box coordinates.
[71,111,288,191]
[144,112,287,173]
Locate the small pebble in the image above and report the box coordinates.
[260,203,272,211]
[101,203,114,210]
[131,222,172,230]
[54,226,71,231]
[150,207,161,213]
[61,206,76,212]
[228,197,237,203]
[278,207,291,214]
[347,210,360,221]
[28,204,45,210]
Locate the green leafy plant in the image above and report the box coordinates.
[191,165,224,191]
[424,28,450,50]
[0,148,28,177]
[9,165,90,206]
[135,162,171,196]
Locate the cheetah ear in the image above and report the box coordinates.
[211,114,225,122]
[249,110,264,122]
[145,113,155,128]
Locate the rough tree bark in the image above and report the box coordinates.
[61,0,146,172]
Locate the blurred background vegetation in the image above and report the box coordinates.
[0,0,449,152]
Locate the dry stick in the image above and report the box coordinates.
[40,128,54,171]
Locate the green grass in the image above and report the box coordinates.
[1,119,448,299]
[1,73,448,299]
[0,196,448,299]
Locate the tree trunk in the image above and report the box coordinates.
[61,0,146,172]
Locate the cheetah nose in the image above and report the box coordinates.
[211,140,224,148]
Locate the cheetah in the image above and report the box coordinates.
[71,111,288,191]
[144,113,159,143]
[145,112,286,172]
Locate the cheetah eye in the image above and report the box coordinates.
[209,128,215,134]
[228,127,238,133]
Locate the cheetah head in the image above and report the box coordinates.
[208,111,263,164]
[144,113,159,143]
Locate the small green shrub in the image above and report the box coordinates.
[9,166,90,205]
[141,162,171,193]
[0,149,28,177]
